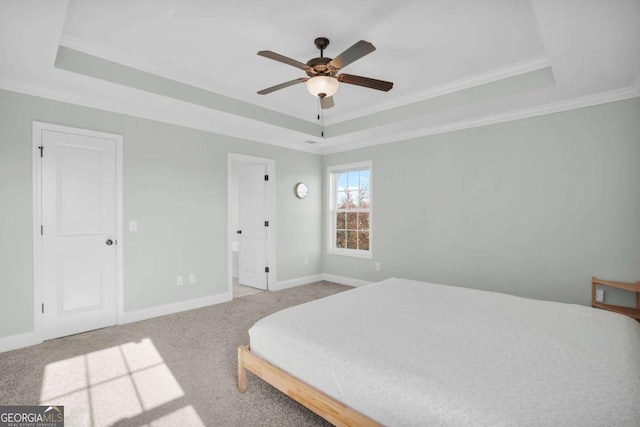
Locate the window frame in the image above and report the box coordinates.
[327,161,373,259]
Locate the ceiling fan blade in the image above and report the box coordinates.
[338,74,393,92]
[257,78,308,95]
[320,96,335,109]
[257,50,310,71]
[328,40,376,70]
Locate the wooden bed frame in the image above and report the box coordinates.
[237,345,381,427]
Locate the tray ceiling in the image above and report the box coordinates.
[1,0,639,153]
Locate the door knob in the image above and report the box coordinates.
[106,239,114,246]
[236,230,242,234]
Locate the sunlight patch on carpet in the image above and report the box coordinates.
[39,338,191,426]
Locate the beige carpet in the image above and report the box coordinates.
[0,281,350,426]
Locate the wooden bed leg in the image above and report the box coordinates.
[238,345,247,393]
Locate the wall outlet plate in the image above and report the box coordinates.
[595,288,604,303]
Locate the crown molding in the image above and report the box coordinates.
[323,55,552,126]
[1,75,636,157]
[320,86,640,154]
[0,75,323,154]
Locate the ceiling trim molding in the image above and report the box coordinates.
[59,35,315,123]
[1,75,636,157]
[320,86,640,154]
[323,55,552,125]
[0,75,322,154]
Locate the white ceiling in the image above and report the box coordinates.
[1,0,639,153]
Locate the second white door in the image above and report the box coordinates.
[238,163,268,289]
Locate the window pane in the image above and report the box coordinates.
[358,191,370,208]
[336,212,346,230]
[348,191,359,208]
[336,231,346,248]
[347,171,359,190]
[346,213,357,230]
[359,170,369,190]
[336,191,348,209]
[358,213,369,230]
[336,173,348,191]
[359,231,370,250]
[346,231,358,249]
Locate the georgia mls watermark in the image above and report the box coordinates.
[0,406,64,427]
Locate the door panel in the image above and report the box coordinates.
[41,129,117,340]
[60,254,103,312]
[238,163,267,289]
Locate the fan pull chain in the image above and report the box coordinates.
[317,97,324,124]
[316,96,325,137]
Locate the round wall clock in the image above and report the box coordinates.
[294,182,309,199]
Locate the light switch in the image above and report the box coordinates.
[129,220,138,232]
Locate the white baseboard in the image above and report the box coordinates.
[0,331,41,353]
[321,274,371,287]
[272,274,324,291]
[119,291,232,325]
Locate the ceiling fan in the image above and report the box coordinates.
[257,37,393,109]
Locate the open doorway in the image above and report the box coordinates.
[227,154,276,298]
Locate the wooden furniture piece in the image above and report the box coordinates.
[238,345,381,427]
[591,276,640,321]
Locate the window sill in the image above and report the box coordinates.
[327,248,373,259]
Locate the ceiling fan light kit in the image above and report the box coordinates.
[257,37,393,110]
[306,76,339,98]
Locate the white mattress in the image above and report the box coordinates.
[249,278,640,426]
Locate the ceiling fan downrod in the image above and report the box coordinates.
[314,37,330,58]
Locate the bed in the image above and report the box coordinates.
[238,278,640,426]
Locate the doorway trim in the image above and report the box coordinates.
[227,153,277,296]
[32,121,124,343]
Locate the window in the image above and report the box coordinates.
[328,161,372,258]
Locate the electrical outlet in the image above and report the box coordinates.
[375,262,381,271]
[304,257,308,265]
[128,220,138,232]
[177,275,184,286]
[189,273,196,284]
[595,288,604,303]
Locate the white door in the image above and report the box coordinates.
[40,128,118,340]
[238,163,267,289]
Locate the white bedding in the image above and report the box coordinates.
[249,278,640,426]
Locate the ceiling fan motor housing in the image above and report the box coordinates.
[305,57,336,77]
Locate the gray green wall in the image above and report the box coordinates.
[2,87,639,339]
[324,98,640,306]
[0,89,323,338]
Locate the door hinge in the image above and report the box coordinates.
[265,267,270,273]
[41,303,44,314]
[40,225,43,236]
[38,146,44,158]
[264,174,269,181]
[264,220,269,227]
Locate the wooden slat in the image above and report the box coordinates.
[592,302,640,320]
[237,346,382,427]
